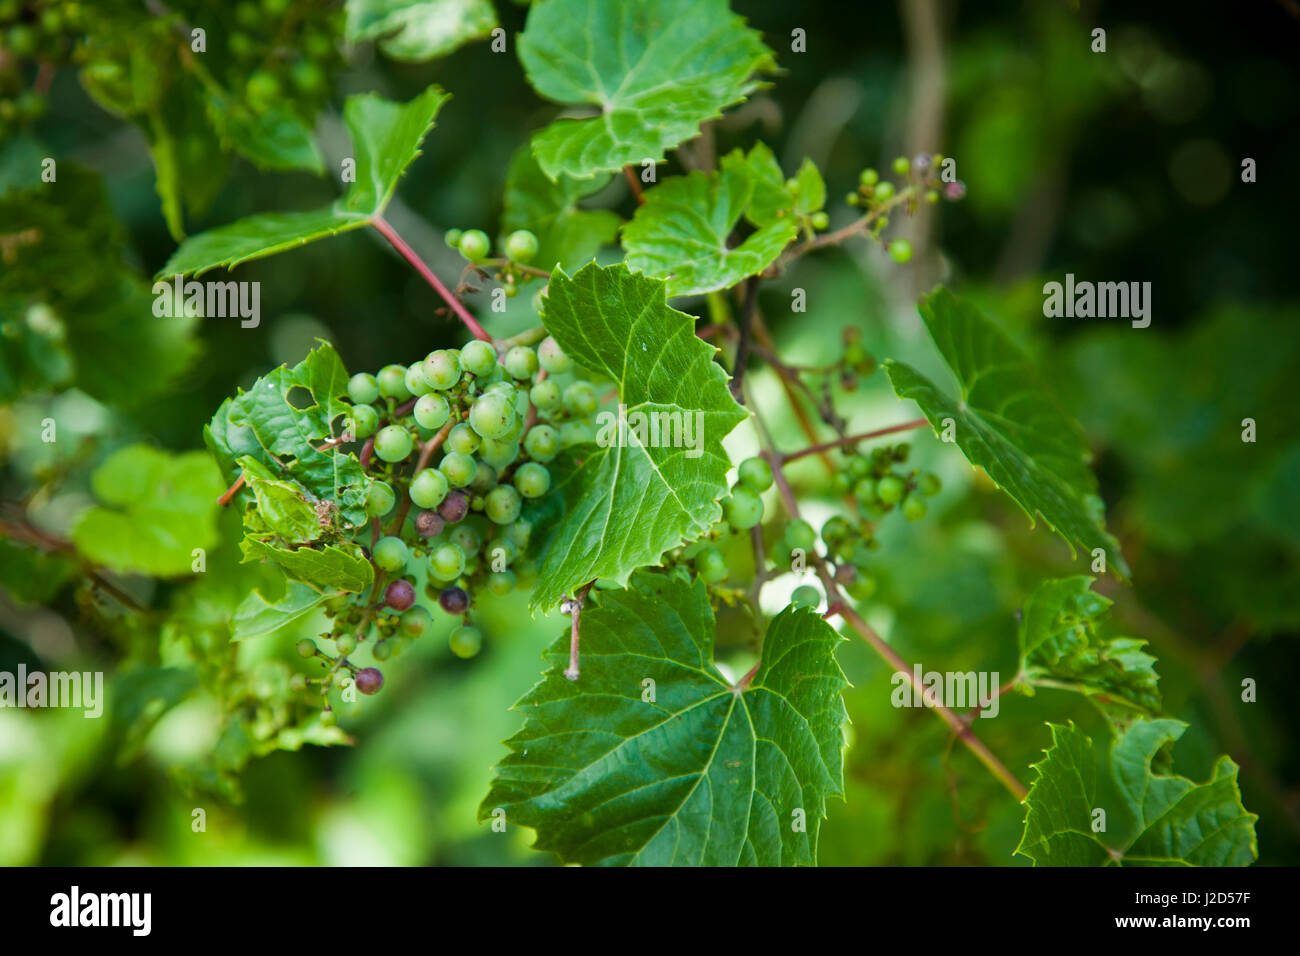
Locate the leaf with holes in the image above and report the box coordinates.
[481,571,847,865]
[518,0,775,181]
[885,289,1129,576]
[529,263,746,610]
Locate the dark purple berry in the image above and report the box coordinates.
[944,180,967,201]
[438,490,469,524]
[384,579,416,611]
[416,509,444,538]
[439,585,470,614]
[355,667,384,695]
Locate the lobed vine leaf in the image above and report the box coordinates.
[71,444,224,577]
[232,580,338,641]
[518,0,776,181]
[346,0,499,62]
[529,263,746,610]
[241,538,373,594]
[622,146,799,296]
[885,289,1129,576]
[481,571,848,865]
[205,341,369,528]
[159,85,450,278]
[1017,576,1160,725]
[1017,720,1258,866]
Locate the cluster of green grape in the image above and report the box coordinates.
[846,152,967,263]
[290,305,609,713]
[0,0,84,135]
[217,0,342,114]
[831,441,942,523]
[444,226,542,301]
[692,457,772,584]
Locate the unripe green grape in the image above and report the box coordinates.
[372,641,392,662]
[422,350,461,390]
[414,392,450,430]
[349,404,379,439]
[888,239,913,264]
[469,390,517,440]
[892,156,910,176]
[822,516,851,545]
[449,625,482,659]
[853,477,878,506]
[487,570,516,595]
[485,485,522,524]
[514,462,551,499]
[876,475,905,504]
[263,0,291,16]
[563,381,599,416]
[447,422,481,456]
[459,339,498,378]
[245,70,280,111]
[810,211,830,230]
[439,451,476,488]
[334,633,356,655]
[560,421,593,447]
[873,182,895,201]
[289,673,307,693]
[470,460,498,494]
[479,436,520,470]
[429,542,466,581]
[377,363,411,400]
[458,229,491,262]
[848,570,878,601]
[486,537,516,568]
[724,486,764,530]
[348,372,380,405]
[791,584,822,608]
[410,468,449,509]
[289,59,325,95]
[404,363,433,396]
[737,457,773,492]
[926,189,941,204]
[374,425,413,462]
[451,524,481,556]
[507,519,531,549]
[444,228,463,249]
[366,480,396,516]
[919,473,942,497]
[504,345,539,380]
[538,336,572,374]
[524,424,560,462]
[530,379,561,411]
[783,519,817,553]
[893,442,912,461]
[303,29,333,59]
[901,494,928,521]
[296,638,316,658]
[860,168,879,186]
[499,411,526,443]
[504,229,539,263]
[320,709,338,726]
[372,536,409,573]
[694,545,728,584]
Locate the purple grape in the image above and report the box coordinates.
[384,579,415,611]
[416,509,444,538]
[438,490,469,524]
[355,667,384,695]
[439,586,470,614]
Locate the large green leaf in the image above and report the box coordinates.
[71,444,224,577]
[346,0,498,61]
[481,571,847,865]
[159,86,450,277]
[530,263,746,610]
[232,579,336,641]
[1017,576,1159,724]
[205,94,325,174]
[205,342,369,528]
[518,0,776,180]
[622,146,799,296]
[1016,721,1258,866]
[500,146,621,273]
[241,538,374,594]
[885,289,1128,576]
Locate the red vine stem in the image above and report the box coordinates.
[755,443,1028,802]
[780,418,930,463]
[565,581,596,680]
[370,215,491,342]
[623,165,645,204]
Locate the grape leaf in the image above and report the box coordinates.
[885,289,1129,576]
[205,342,369,528]
[1017,576,1160,724]
[159,85,450,278]
[232,579,335,641]
[346,0,498,62]
[71,444,224,577]
[518,0,776,181]
[622,147,799,296]
[205,94,325,174]
[500,146,621,272]
[1017,720,1258,866]
[241,538,374,594]
[529,263,746,610]
[481,571,848,865]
